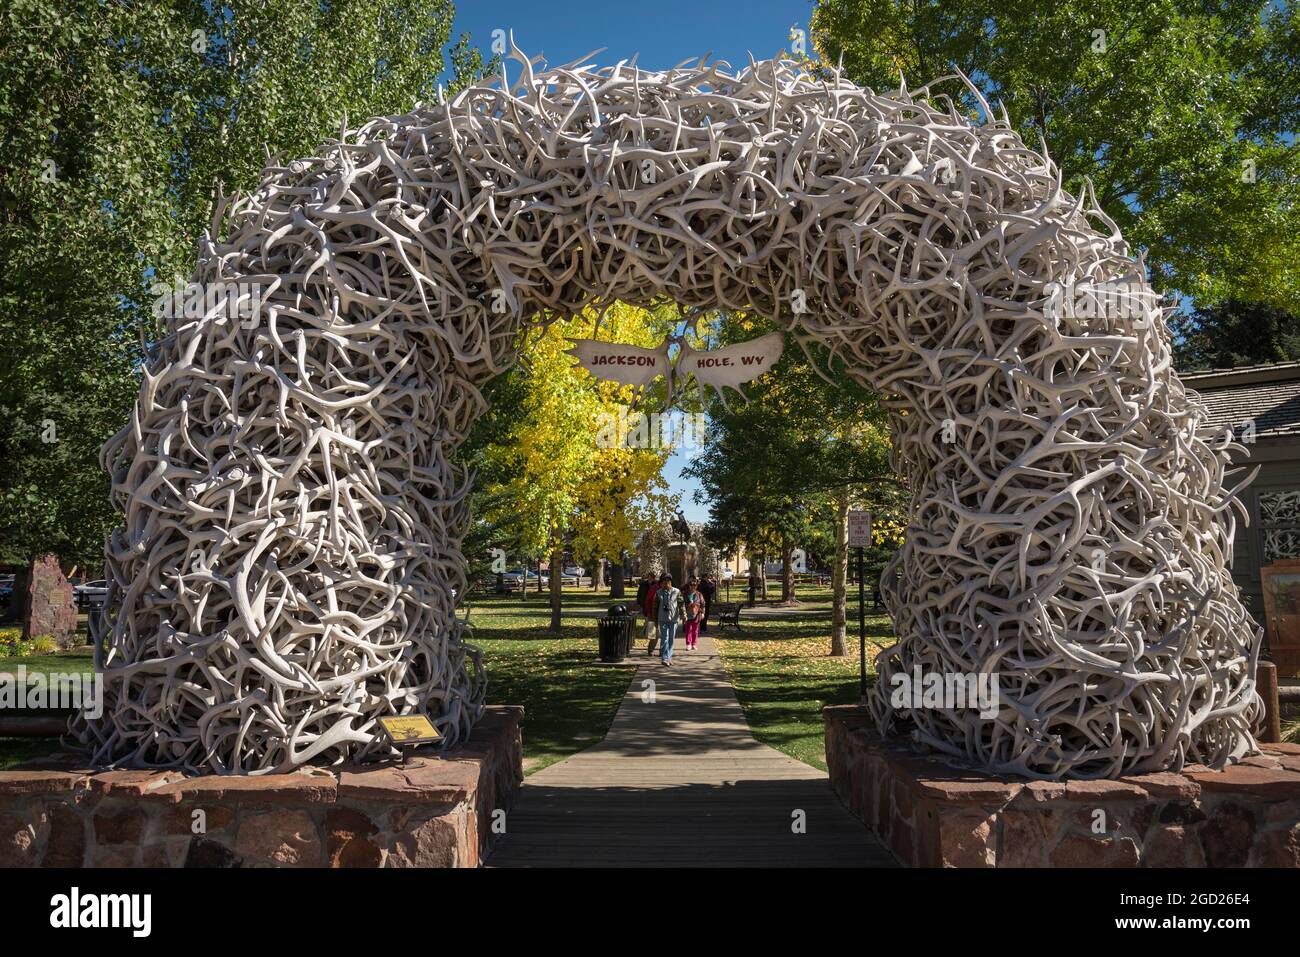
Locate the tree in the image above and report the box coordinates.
[686,313,898,649]
[468,304,679,630]
[0,0,486,597]
[810,0,1300,315]
[1173,299,1300,370]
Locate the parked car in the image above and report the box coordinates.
[498,568,545,590]
[0,577,13,604]
[75,580,109,608]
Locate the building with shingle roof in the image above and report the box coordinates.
[1184,362,1300,669]
[1186,361,1300,441]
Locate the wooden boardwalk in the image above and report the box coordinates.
[487,633,896,867]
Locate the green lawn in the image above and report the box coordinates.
[1283,703,1300,745]
[0,589,634,775]
[0,625,93,769]
[0,650,94,675]
[0,738,64,771]
[715,584,895,771]
[467,588,634,773]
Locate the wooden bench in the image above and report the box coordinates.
[714,601,744,633]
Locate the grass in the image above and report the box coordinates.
[0,738,63,771]
[0,587,635,775]
[0,650,94,675]
[1,584,1285,778]
[1283,702,1300,745]
[715,584,895,771]
[467,587,634,773]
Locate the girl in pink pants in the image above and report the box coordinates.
[683,579,704,649]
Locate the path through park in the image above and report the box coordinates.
[487,633,896,867]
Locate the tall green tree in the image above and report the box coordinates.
[1173,299,1300,370]
[460,305,678,631]
[811,0,1300,315]
[685,314,900,652]
[0,1,485,584]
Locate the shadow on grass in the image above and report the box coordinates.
[717,611,895,770]
[0,737,63,771]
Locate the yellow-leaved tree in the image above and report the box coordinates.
[481,303,679,629]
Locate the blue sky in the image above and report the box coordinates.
[450,0,816,74]
[449,1,818,520]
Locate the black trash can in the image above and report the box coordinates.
[597,613,635,662]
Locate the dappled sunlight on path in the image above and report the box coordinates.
[487,634,895,867]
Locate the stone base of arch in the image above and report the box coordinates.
[0,706,522,868]
[825,706,1300,867]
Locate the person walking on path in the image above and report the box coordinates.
[699,575,716,633]
[640,573,660,656]
[654,573,685,665]
[683,578,705,650]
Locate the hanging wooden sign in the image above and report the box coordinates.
[565,332,783,401]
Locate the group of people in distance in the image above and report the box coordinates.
[635,571,717,665]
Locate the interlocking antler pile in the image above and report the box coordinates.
[79,47,1261,776]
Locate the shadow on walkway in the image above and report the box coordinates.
[486,635,896,868]
[488,779,895,867]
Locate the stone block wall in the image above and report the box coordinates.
[0,705,523,868]
[825,705,1300,867]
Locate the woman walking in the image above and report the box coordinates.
[683,578,705,650]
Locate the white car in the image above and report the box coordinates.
[75,580,109,608]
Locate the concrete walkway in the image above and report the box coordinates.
[487,633,896,867]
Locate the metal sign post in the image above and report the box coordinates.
[848,511,872,704]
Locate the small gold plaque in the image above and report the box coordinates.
[378,715,442,746]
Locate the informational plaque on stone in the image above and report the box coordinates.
[378,715,442,747]
[848,510,872,548]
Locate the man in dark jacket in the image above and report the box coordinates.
[699,575,716,632]
[639,573,659,655]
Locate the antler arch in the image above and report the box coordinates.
[80,50,1261,777]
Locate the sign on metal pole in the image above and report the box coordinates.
[848,510,872,703]
[848,510,872,548]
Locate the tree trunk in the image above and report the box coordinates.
[831,487,849,656]
[759,552,769,601]
[2,562,30,623]
[592,557,604,591]
[609,559,625,598]
[549,548,563,631]
[536,556,544,595]
[780,536,795,603]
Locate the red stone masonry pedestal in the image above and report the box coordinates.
[0,705,523,868]
[824,705,1300,867]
